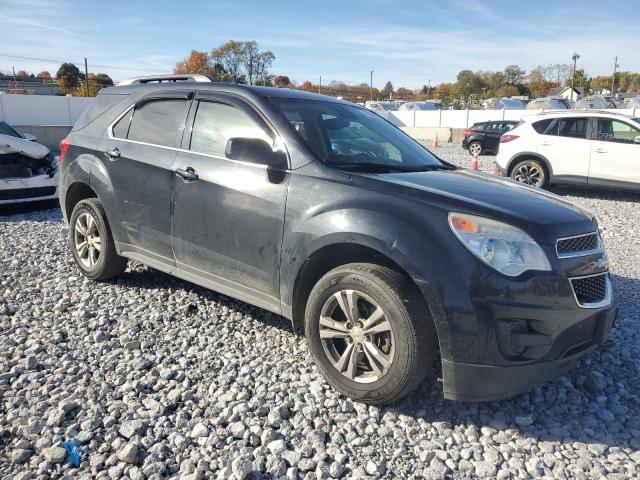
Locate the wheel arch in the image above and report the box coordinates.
[507,152,553,177]
[64,181,99,221]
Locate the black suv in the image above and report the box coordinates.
[59,75,617,404]
[462,120,520,156]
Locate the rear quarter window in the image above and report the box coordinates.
[72,94,126,131]
[532,119,552,134]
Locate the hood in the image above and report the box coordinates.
[352,169,596,244]
[0,133,50,158]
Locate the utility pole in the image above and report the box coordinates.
[571,52,580,100]
[427,79,431,100]
[319,75,321,95]
[84,57,89,97]
[370,70,374,101]
[611,57,619,96]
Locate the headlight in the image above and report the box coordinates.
[448,213,551,276]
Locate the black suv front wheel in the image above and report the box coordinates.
[69,198,127,281]
[305,263,437,404]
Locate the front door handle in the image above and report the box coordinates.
[175,167,199,182]
[594,148,608,153]
[104,147,120,159]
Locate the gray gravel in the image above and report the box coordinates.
[1,146,640,479]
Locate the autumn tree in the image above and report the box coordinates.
[495,85,520,98]
[15,70,29,77]
[299,80,314,91]
[528,66,550,98]
[174,50,212,75]
[395,87,413,100]
[274,75,293,88]
[37,71,53,83]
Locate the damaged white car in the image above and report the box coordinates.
[0,122,59,205]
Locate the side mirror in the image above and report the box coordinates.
[22,133,38,142]
[635,136,640,145]
[225,137,286,169]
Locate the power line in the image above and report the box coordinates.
[0,53,168,73]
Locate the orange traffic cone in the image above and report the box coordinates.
[470,152,479,171]
[431,134,439,149]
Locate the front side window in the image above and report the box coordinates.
[596,119,639,144]
[189,101,270,157]
[126,99,188,147]
[548,117,587,139]
[270,98,449,172]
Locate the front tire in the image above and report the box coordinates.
[510,159,549,188]
[304,263,437,405]
[69,198,127,281]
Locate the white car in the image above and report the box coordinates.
[496,111,640,190]
[0,121,59,205]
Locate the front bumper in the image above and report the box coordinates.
[0,172,59,205]
[442,303,617,401]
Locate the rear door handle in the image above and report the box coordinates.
[540,142,552,147]
[175,167,199,182]
[594,148,607,153]
[104,147,120,159]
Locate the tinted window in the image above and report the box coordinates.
[112,109,133,139]
[190,101,270,157]
[597,119,640,144]
[73,94,125,132]
[127,100,187,147]
[532,119,552,134]
[548,117,587,139]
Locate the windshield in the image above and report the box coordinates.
[271,98,449,171]
[0,121,22,138]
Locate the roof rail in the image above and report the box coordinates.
[533,109,625,116]
[117,74,214,86]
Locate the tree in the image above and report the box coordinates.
[503,65,526,86]
[211,40,247,83]
[274,75,292,88]
[454,70,485,97]
[528,66,550,98]
[15,70,29,77]
[174,50,212,75]
[495,85,520,98]
[57,63,83,93]
[37,71,53,83]
[381,81,394,99]
[395,87,413,100]
[566,68,589,89]
[253,50,275,86]
[589,75,612,93]
[299,80,314,91]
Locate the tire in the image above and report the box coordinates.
[304,263,437,405]
[69,198,127,281]
[467,141,483,156]
[510,159,549,188]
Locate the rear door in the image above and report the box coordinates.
[98,91,192,266]
[588,117,640,187]
[536,116,590,183]
[170,92,289,313]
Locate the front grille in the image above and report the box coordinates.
[557,233,599,257]
[570,273,609,307]
[0,186,56,201]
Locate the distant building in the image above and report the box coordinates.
[0,75,60,95]
[547,86,584,101]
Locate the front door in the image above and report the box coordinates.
[171,93,289,313]
[98,92,191,265]
[589,117,640,187]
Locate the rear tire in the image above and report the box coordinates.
[304,263,437,405]
[69,198,127,281]
[510,159,549,188]
[468,141,483,156]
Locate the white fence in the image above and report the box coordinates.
[0,93,92,126]
[0,93,637,130]
[383,108,639,129]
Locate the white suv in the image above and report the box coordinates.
[496,111,640,190]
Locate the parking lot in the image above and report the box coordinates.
[1,143,639,479]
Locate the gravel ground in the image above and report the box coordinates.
[1,144,640,479]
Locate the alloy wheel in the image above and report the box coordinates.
[318,289,395,383]
[469,142,482,156]
[74,212,101,268]
[513,164,543,187]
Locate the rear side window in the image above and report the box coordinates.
[73,94,125,132]
[549,117,587,139]
[126,100,188,147]
[532,119,552,133]
[189,101,270,157]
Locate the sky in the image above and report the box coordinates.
[0,0,637,89]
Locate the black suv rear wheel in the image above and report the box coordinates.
[304,263,437,404]
[69,198,127,281]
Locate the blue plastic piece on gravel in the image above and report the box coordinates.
[63,439,82,467]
